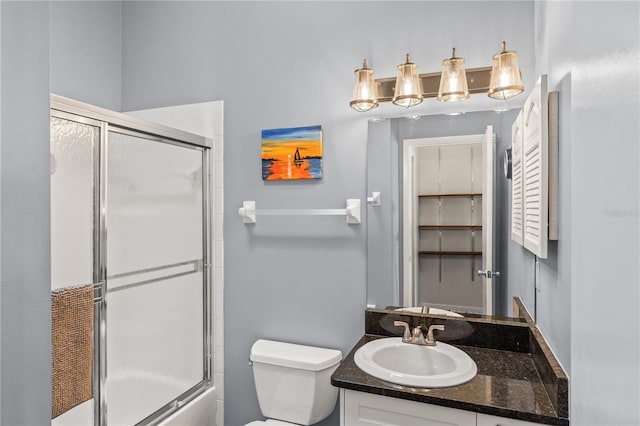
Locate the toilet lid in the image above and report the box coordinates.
[245,419,297,426]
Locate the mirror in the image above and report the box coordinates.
[366,109,531,319]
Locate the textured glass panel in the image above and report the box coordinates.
[106,132,203,277]
[106,273,204,425]
[105,132,204,424]
[50,117,97,290]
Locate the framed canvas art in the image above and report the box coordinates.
[261,125,323,180]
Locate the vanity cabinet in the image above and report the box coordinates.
[477,413,542,426]
[340,389,542,426]
[341,389,475,425]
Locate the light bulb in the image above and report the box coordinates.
[488,41,524,100]
[350,59,379,112]
[437,48,469,102]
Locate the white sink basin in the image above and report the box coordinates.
[354,337,477,388]
[394,307,464,317]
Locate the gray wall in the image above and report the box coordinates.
[0,2,122,423]
[118,2,534,425]
[50,1,122,111]
[533,1,639,424]
[0,2,52,424]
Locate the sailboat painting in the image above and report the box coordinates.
[261,125,323,180]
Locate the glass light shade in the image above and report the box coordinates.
[488,42,524,100]
[350,59,379,112]
[392,54,423,108]
[437,49,470,102]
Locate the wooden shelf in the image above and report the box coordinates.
[418,193,482,199]
[419,251,482,256]
[419,225,482,230]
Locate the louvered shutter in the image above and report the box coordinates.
[511,110,524,244]
[522,75,549,258]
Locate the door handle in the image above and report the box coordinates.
[478,270,501,279]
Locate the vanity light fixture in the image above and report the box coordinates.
[392,54,423,108]
[349,41,524,112]
[350,59,379,112]
[437,48,469,102]
[488,41,524,100]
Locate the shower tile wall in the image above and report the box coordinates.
[213,108,225,426]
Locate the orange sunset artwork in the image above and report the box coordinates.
[261,125,323,180]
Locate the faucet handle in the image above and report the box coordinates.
[393,321,411,343]
[426,325,445,345]
[411,326,428,345]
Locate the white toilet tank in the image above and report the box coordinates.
[250,339,342,426]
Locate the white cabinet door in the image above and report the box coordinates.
[342,389,476,426]
[521,75,549,258]
[510,109,524,245]
[477,413,541,426]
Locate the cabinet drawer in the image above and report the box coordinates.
[477,413,541,426]
[342,389,476,426]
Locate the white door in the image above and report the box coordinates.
[403,134,490,313]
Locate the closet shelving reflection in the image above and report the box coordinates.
[418,193,482,257]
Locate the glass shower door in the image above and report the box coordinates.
[50,115,100,426]
[105,129,205,425]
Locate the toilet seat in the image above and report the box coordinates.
[245,419,297,426]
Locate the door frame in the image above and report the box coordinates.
[402,133,494,313]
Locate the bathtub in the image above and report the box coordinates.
[159,386,217,426]
[52,386,217,426]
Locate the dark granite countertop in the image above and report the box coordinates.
[332,334,569,426]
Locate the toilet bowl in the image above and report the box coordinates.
[244,339,342,426]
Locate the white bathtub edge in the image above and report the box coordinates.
[158,386,217,426]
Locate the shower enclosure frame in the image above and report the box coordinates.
[50,95,214,426]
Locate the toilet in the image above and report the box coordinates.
[245,339,343,426]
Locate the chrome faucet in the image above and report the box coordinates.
[394,321,445,346]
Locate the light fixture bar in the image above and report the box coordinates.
[374,66,493,103]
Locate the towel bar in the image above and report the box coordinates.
[238,199,361,224]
